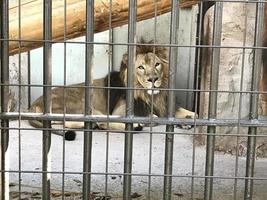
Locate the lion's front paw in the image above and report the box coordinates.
[176,124,193,130]
[175,107,197,129]
[133,124,143,131]
[141,114,159,127]
[175,107,197,119]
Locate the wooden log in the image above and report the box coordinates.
[9,0,199,55]
[180,0,200,8]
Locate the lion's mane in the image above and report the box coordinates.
[119,40,169,117]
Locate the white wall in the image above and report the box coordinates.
[30,31,111,102]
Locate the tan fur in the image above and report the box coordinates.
[29,41,196,133]
[29,80,113,129]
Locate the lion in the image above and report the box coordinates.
[29,41,197,140]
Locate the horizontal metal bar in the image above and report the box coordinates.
[1,170,267,181]
[1,38,267,50]
[2,112,267,127]
[2,125,267,138]
[2,83,267,95]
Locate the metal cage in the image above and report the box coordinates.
[0,0,267,200]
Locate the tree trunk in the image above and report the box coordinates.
[9,0,198,55]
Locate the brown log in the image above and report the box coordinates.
[9,0,199,55]
[180,0,200,8]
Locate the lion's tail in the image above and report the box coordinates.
[28,119,76,141]
[28,119,43,128]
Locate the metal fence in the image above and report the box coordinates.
[0,0,267,200]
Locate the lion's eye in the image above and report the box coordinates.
[138,65,145,70]
[155,62,160,67]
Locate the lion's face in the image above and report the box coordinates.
[135,52,165,95]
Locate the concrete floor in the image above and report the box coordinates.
[7,120,267,199]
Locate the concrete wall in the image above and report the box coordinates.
[198,3,267,157]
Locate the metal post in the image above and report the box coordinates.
[83,0,94,199]
[234,3,249,200]
[104,0,113,196]
[27,51,31,109]
[244,1,264,199]
[0,1,9,199]
[42,0,52,199]
[204,2,223,200]
[123,0,136,199]
[61,0,68,197]
[191,2,204,199]
[163,0,179,199]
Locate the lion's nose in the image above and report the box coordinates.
[148,77,159,83]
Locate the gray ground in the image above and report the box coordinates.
[7,121,267,199]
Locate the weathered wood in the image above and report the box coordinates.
[9,0,199,55]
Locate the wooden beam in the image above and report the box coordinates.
[9,0,199,55]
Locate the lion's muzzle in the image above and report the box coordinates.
[147,76,159,83]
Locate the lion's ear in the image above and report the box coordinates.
[160,58,169,64]
[120,53,128,71]
[122,53,128,65]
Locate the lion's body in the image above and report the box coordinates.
[29,41,196,136]
[29,72,127,130]
[29,79,107,115]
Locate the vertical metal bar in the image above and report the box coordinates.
[244,1,264,199]
[104,0,113,196]
[204,2,223,200]
[191,2,203,199]
[27,51,31,109]
[147,1,158,199]
[83,0,94,199]
[234,3,248,200]
[18,0,22,198]
[0,1,9,199]
[43,0,52,199]
[163,0,179,199]
[123,0,137,199]
[185,7,195,110]
[62,0,67,199]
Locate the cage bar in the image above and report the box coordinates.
[123,0,137,199]
[18,0,23,198]
[82,0,94,199]
[0,1,266,199]
[244,1,264,200]
[163,0,179,199]
[147,1,159,199]
[234,2,249,200]
[61,0,68,198]
[0,0,9,199]
[191,2,204,199]
[104,0,114,196]
[6,112,267,128]
[42,0,52,199]
[27,51,31,109]
[204,2,223,200]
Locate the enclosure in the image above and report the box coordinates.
[1,0,267,200]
